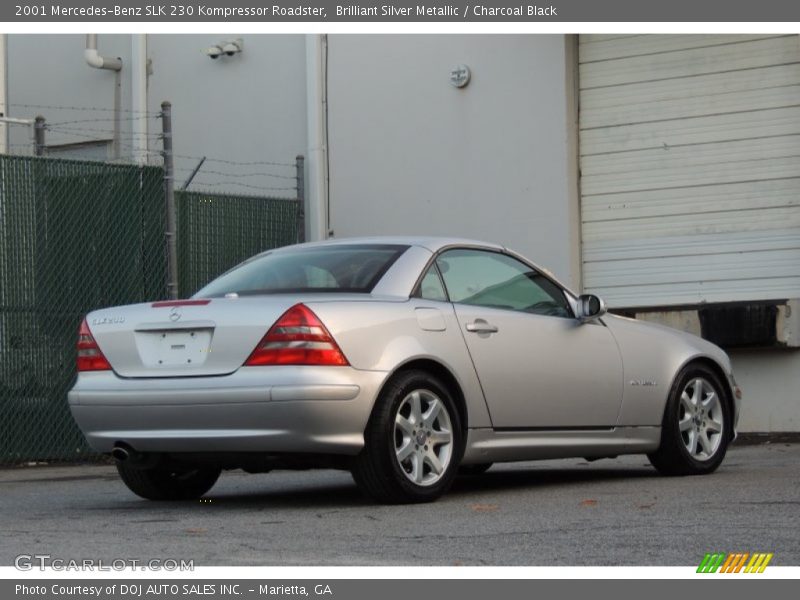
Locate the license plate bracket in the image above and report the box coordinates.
[136,329,213,367]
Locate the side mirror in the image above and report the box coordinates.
[576,294,606,322]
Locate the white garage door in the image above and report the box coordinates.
[578,35,800,308]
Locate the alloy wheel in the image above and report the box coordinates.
[679,377,724,461]
[393,389,454,486]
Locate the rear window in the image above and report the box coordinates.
[195,244,409,297]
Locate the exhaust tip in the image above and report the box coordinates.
[111,446,130,462]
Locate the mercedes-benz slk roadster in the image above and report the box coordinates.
[69,237,741,503]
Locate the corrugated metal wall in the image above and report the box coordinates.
[578,35,800,308]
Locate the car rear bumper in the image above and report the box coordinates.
[68,366,388,455]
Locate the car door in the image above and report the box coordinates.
[434,248,624,429]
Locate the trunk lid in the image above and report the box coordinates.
[86,296,314,377]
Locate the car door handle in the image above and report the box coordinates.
[466,320,499,334]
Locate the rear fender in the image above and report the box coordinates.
[309,300,493,428]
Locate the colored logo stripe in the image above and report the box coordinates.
[720,553,749,573]
[697,553,726,573]
[745,553,773,573]
[697,552,773,573]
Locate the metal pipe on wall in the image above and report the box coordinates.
[84,34,122,71]
[84,34,122,159]
[161,101,179,300]
[305,34,329,242]
[131,34,148,165]
[0,34,7,154]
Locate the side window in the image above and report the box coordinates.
[417,264,448,302]
[436,249,571,318]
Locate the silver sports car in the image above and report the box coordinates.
[69,237,741,503]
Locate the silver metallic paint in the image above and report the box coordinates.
[69,367,386,454]
[68,236,740,465]
[462,427,661,464]
[452,303,624,428]
[603,314,738,427]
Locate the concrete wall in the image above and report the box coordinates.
[6,34,308,193]
[730,350,800,432]
[326,34,581,289]
[146,34,307,194]
[7,34,133,154]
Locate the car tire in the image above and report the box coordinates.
[459,463,493,476]
[352,369,463,504]
[116,462,221,501]
[648,363,731,476]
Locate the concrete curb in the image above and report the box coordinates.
[733,432,800,445]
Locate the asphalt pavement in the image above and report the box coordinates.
[1,443,798,566]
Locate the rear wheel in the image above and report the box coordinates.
[352,370,463,503]
[116,462,221,500]
[648,364,730,476]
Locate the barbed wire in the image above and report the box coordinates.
[8,102,159,116]
[7,104,297,169]
[38,138,297,170]
[185,175,298,190]
[44,130,168,149]
[7,114,300,179]
[42,128,116,140]
[88,142,300,188]
[187,180,297,193]
[173,166,296,181]
[0,146,299,194]
[47,115,158,127]
[47,125,162,138]
[177,154,297,168]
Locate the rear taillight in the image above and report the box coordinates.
[77,318,112,372]
[245,304,349,366]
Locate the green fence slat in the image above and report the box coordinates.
[175,190,300,297]
[0,155,299,464]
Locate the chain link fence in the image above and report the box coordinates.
[0,154,302,465]
[0,155,165,463]
[176,191,301,296]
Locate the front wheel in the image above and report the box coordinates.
[116,462,221,500]
[648,364,731,476]
[352,370,463,504]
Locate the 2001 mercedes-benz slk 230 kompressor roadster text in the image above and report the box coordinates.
[69,237,742,504]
